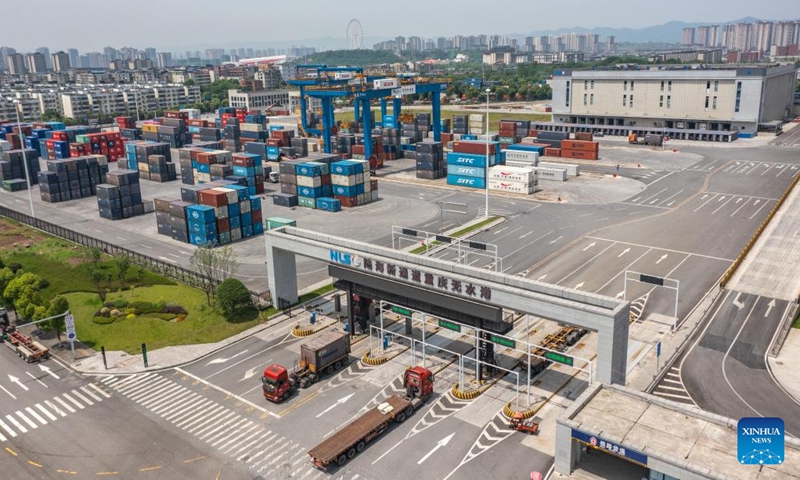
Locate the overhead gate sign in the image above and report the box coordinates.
[391,85,416,96]
[571,428,647,467]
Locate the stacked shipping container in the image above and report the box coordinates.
[37,155,109,203]
[96,169,145,220]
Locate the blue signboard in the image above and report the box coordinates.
[571,428,647,466]
[738,417,784,465]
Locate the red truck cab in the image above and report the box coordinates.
[262,364,294,403]
[402,366,434,398]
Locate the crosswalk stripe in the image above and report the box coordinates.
[252,440,290,467]
[35,404,57,422]
[177,404,222,429]
[238,433,277,461]
[87,383,112,399]
[195,410,236,437]
[146,387,190,410]
[61,393,84,410]
[215,422,259,449]
[44,397,69,417]
[133,380,179,405]
[0,419,17,438]
[16,411,38,430]
[168,398,212,423]
[207,418,249,445]
[112,374,151,391]
[100,376,117,384]
[53,397,75,414]
[186,407,229,433]
[6,415,27,434]
[227,430,270,456]
[80,386,103,402]
[127,378,171,400]
[153,392,203,418]
[70,390,94,406]
[198,413,240,440]
[116,375,161,394]
[25,407,47,426]
[0,430,6,442]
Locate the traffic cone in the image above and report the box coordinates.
[557,197,562,202]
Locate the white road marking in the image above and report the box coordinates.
[693,193,718,212]
[749,201,770,220]
[35,404,57,421]
[729,198,751,218]
[0,384,17,400]
[16,411,38,429]
[711,196,734,215]
[657,189,684,207]
[60,393,84,410]
[6,415,27,434]
[140,244,153,249]
[0,419,17,437]
[24,408,47,426]
[584,236,734,262]
[656,254,668,264]
[25,372,47,389]
[617,248,631,258]
[548,235,563,245]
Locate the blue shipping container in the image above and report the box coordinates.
[186,204,216,223]
[228,203,240,217]
[297,185,324,198]
[330,160,362,176]
[229,184,249,201]
[296,162,323,177]
[447,174,486,189]
[447,165,485,178]
[446,152,496,168]
[241,212,253,226]
[229,215,241,229]
[332,183,364,197]
[506,144,545,154]
[190,233,218,246]
[316,197,342,212]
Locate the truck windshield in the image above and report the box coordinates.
[262,377,278,387]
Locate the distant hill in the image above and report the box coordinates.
[526,17,765,43]
[299,49,401,67]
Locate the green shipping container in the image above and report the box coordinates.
[266,217,297,231]
[298,196,316,209]
[499,136,516,144]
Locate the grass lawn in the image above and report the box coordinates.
[792,310,800,329]
[65,285,276,354]
[333,108,550,132]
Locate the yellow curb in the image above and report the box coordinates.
[291,321,335,337]
[503,402,538,420]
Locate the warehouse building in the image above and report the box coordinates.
[548,64,797,138]
[556,383,800,479]
[227,89,289,112]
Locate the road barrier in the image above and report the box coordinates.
[720,170,800,287]
[0,205,270,306]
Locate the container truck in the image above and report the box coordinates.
[262,330,351,403]
[308,366,434,470]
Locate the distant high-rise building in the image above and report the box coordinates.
[682,28,696,45]
[6,53,26,74]
[0,47,16,71]
[26,52,47,73]
[36,47,51,68]
[103,46,118,62]
[67,48,79,67]
[157,52,172,68]
[51,51,71,72]
[606,36,616,53]
[144,48,157,61]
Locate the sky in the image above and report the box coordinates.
[1,0,798,52]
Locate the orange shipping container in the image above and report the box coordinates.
[561,149,598,160]
[561,140,599,152]
[544,148,562,157]
[574,132,593,141]
[198,190,228,207]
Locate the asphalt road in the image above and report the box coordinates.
[676,290,799,434]
[0,345,247,479]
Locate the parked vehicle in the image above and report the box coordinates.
[308,366,434,470]
[509,412,539,434]
[1,324,49,363]
[262,330,351,403]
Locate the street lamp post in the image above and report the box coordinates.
[484,88,490,219]
[10,99,36,218]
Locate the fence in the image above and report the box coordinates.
[0,205,271,307]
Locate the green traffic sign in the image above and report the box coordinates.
[544,351,574,366]
[490,335,515,349]
[391,306,412,316]
[438,319,462,332]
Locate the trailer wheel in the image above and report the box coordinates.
[325,365,334,375]
[404,406,413,418]
[309,373,319,384]
[356,440,365,453]
[337,454,348,467]
[300,377,311,389]
[334,360,342,370]
[347,447,357,459]
[395,412,406,423]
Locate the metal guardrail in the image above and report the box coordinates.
[0,205,271,307]
[720,170,800,287]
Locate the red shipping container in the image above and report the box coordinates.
[334,195,356,208]
[561,140,599,152]
[255,183,265,194]
[198,190,228,207]
[252,209,263,224]
[452,141,498,155]
[528,129,538,137]
[352,145,365,155]
[574,132,593,141]
[544,148,562,157]
[561,149,598,160]
[216,218,230,232]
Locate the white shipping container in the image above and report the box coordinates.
[373,78,399,89]
[180,108,201,120]
[0,140,11,151]
[334,72,355,80]
[371,190,379,202]
[488,179,536,195]
[297,175,322,188]
[240,200,251,213]
[488,165,536,183]
[331,174,358,186]
[506,160,536,168]
[539,162,579,176]
[503,149,539,163]
[215,205,229,219]
[533,167,568,182]
[241,123,265,132]
[230,229,242,241]
[468,114,484,122]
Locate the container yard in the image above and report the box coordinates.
[37,155,109,203]
[96,169,145,220]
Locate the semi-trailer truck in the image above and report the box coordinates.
[308,366,434,470]
[263,329,351,403]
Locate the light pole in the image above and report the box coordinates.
[9,99,36,218]
[484,88,491,219]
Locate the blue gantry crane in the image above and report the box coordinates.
[287,65,447,160]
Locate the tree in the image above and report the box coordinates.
[183,79,196,87]
[216,278,252,318]
[40,296,69,342]
[0,267,16,310]
[89,247,103,267]
[3,272,45,320]
[41,109,63,122]
[114,253,131,285]
[189,245,239,306]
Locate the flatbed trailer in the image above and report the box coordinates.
[308,366,434,470]
[3,329,49,363]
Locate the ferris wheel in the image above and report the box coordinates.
[347,19,364,50]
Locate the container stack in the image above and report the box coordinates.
[124,141,173,178]
[380,127,400,160]
[415,141,445,180]
[222,117,240,153]
[498,120,530,146]
[452,115,469,135]
[96,170,145,220]
[73,132,124,162]
[154,198,191,243]
[231,153,266,196]
[560,139,599,160]
[158,116,188,148]
[468,114,485,135]
[446,141,500,190]
[0,149,41,187]
[331,160,377,208]
[38,155,108,203]
[141,155,177,182]
[295,161,333,209]
[488,165,538,195]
